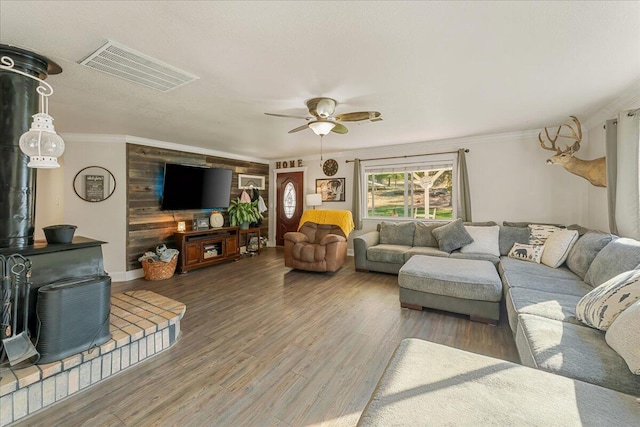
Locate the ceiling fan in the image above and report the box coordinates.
[265,97,382,136]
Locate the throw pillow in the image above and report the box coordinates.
[529,224,562,245]
[584,238,640,286]
[432,218,474,253]
[507,243,544,263]
[503,221,565,228]
[499,226,531,256]
[541,229,579,268]
[606,300,640,374]
[413,222,441,247]
[459,225,500,256]
[565,232,614,280]
[379,221,416,246]
[575,270,640,330]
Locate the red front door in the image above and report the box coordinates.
[276,171,304,246]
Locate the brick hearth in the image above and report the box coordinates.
[0,290,185,426]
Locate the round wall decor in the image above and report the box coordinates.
[322,159,338,176]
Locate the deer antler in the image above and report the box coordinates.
[538,115,582,155]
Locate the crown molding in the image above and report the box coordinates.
[288,128,541,163]
[60,133,125,143]
[59,133,269,164]
[583,79,640,131]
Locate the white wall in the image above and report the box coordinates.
[34,158,65,240]
[270,130,588,249]
[62,135,128,280]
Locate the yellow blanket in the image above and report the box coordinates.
[298,210,355,237]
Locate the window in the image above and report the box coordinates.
[283,182,296,218]
[363,157,456,220]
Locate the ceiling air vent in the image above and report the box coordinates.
[79,40,199,92]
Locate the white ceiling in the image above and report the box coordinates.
[1,1,639,160]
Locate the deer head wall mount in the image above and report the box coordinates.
[539,115,606,187]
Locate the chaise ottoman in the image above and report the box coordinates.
[398,255,502,324]
[357,339,640,426]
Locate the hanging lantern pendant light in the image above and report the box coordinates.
[1,55,65,168]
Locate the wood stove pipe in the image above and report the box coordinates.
[0,44,61,248]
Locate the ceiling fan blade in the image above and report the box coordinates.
[335,111,382,122]
[331,123,348,134]
[288,124,309,134]
[265,112,310,120]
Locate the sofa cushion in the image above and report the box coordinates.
[498,226,530,256]
[566,231,614,280]
[499,256,580,281]
[358,339,640,427]
[463,221,498,226]
[501,270,591,297]
[367,244,411,264]
[508,243,543,263]
[541,229,579,268]
[459,225,500,256]
[379,221,415,246]
[576,270,640,330]
[432,218,474,253]
[606,300,640,375]
[449,251,500,265]
[515,314,640,395]
[404,246,450,263]
[584,238,640,286]
[567,223,589,236]
[412,222,441,247]
[506,287,582,332]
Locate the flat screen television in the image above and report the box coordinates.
[161,163,233,210]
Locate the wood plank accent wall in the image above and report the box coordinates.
[126,144,269,271]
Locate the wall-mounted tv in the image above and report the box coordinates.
[161,163,232,210]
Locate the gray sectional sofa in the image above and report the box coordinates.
[354,220,528,273]
[353,220,640,396]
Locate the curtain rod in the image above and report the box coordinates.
[603,108,640,128]
[345,148,469,163]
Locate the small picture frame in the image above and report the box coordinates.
[316,178,346,202]
[84,174,105,202]
[238,174,265,190]
[195,218,210,230]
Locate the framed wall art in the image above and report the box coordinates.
[238,174,265,190]
[316,178,346,202]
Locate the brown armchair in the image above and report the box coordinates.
[284,222,348,272]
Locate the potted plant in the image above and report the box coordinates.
[227,198,263,229]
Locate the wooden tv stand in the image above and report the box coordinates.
[174,227,240,273]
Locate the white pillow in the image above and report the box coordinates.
[529,224,562,245]
[606,300,640,375]
[541,229,579,268]
[508,243,544,263]
[575,270,640,330]
[459,225,500,256]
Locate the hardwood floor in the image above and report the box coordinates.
[21,248,518,426]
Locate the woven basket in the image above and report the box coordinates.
[142,255,178,281]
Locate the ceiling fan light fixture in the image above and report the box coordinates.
[308,120,335,136]
[316,98,336,118]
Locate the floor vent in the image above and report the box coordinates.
[79,40,199,92]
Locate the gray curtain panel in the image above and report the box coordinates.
[457,149,472,222]
[605,119,618,235]
[613,111,640,239]
[353,158,363,230]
